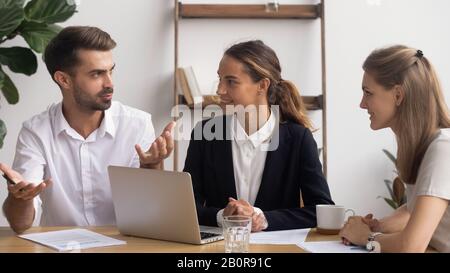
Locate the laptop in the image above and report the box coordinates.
[108,166,223,245]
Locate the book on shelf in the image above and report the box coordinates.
[176,66,203,105]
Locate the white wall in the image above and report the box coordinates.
[1,0,450,226]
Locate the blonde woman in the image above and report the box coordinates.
[339,45,450,252]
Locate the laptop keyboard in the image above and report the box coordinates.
[200,231,221,239]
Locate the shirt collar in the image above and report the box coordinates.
[54,103,73,137]
[54,102,116,140]
[98,106,116,139]
[231,110,276,148]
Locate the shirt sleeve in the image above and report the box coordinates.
[131,113,156,168]
[12,125,46,183]
[11,125,47,216]
[253,207,269,230]
[216,209,224,227]
[415,136,450,201]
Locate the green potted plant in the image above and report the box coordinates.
[379,149,407,209]
[0,0,77,148]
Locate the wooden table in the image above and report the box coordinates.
[0,226,340,253]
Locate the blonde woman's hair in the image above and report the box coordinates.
[363,45,450,184]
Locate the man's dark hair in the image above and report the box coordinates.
[44,26,116,80]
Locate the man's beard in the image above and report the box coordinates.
[74,86,113,111]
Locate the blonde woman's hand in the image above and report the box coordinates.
[362,213,382,232]
[339,216,372,246]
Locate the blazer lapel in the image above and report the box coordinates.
[213,115,237,199]
[254,123,290,207]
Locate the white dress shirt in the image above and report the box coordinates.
[12,101,155,226]
[216,112,276,227]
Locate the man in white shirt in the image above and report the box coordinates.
[0,26,174,233]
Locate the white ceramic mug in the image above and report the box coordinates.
[316,205,355,235]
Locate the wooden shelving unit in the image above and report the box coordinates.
[179,4,320,19]
[177,95,221,109]
[178,94,323,111]
[174,1,328,176]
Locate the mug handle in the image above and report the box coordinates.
[345,209,355,219]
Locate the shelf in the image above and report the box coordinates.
[303,95,323,111]
[178,94,323,111]
[178,95,222,109]
[178,4,321,19]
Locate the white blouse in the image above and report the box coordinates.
[216,112,276,227]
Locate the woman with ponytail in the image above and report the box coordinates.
[340,45,450,252]
[183,40,334,232]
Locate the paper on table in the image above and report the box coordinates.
[250,228,310,245]
[18,228,126,252]
[297,241,368,253]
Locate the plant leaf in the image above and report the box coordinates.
[0,6,24,38]
[401,195,407,206]
[383,198,398,210]
[0,62,5,81]
[0,0,25,8]
[382,149,397,165]
[0,67,19,104]
[19,21,61,53]
[0,118,6,149]
[0,47,37,75]
[383,179,395,200]
[24,0,77,24]
[0,66,4,89]
[393,176,406,204]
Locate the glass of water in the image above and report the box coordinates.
[222,215,252,253]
